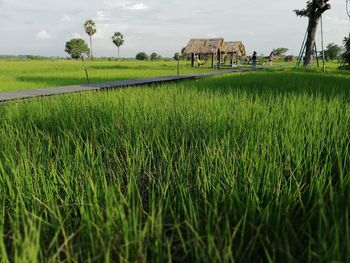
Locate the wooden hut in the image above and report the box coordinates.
[225,41,246,67]
[184,38,227,68]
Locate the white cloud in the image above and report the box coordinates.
[72,33,82,38]
[104,0,131,9]
[206,33,219,38]
[104,0,147,10]
[61,14,71,22]
[324,15,349,26]
[96,10,110,21]
[94,23,113,40]
[37,30,50,40]
[1,0,349,57]
[125,2,147,10]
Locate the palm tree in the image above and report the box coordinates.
[84,20,97,59]
[112,32,124,59]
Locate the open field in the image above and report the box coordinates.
[0,59,217,92]
[0,59,343,93]
[1,71,350,262]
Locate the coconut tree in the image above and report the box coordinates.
[294,0,331,66]
[112,32,124,59]
[84,19,97,59]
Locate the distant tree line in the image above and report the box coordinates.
[135,52,163,61]
[0,55,63,60]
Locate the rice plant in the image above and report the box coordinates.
[1,71,350,262]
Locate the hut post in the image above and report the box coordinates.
[211,53,214,68]
[198,54,202,68]
[218,50,221,69]
[191,53,195,67]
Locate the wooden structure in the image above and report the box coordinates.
[184,38,227,68]
[225,41,246,67]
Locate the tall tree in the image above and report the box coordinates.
[112,32,124,59]
[84,20,97,59]
[294,0,331,66]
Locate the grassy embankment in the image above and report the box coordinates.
[1,70,350,262]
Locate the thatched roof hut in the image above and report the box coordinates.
[225,41,246,56]
[184,38,227,68]
[184,38,226,55]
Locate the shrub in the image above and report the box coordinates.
[284,55,296,62]
[150,53,159,60]
[136,52,149,60]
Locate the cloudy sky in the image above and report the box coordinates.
[0,0,349,57]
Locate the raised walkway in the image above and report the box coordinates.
[0,67,258,103]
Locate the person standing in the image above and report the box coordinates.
[252,51,257,69]
[268,52,274,66]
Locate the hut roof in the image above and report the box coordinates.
[225,41,246,56]
[184,38,226,54]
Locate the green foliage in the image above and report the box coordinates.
[272,47,289,56]
[342,36,350,67]
[150,52,160,60]
[135,52,149,60]
[1,72,350,261]
[180,47,190,60]
[112,32,124,48]
[284,55,296,62]
[294,0,331,17]
[173,52,180,61]
[272,48,289,61]
[325,43,342,60]
[84,19,97,37]
[64,38,90,59]
[294,0,313,17]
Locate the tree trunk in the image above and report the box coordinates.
[90,36,93,60]
[303,1,330,66]
[304,14,320,66]
[118,47,120,60]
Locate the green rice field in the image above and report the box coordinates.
[0,60,212,92]
[1,70,350,262]
[0,59,342,93]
